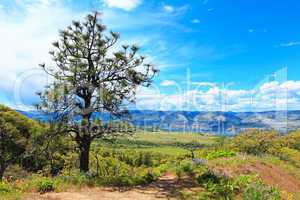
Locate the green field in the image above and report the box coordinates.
[94,132,219,156]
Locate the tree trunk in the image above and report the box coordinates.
[79,109,92,173]
[0,163,6,181]
[79,139,91,173]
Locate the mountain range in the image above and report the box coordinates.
[17,110,300,135]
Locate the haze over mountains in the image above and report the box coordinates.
[17,110,300,135]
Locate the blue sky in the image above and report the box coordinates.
[1,0,300,111]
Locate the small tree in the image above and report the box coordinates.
[0,105,39,180]
[21,124,74,176]
[0,118,18,180]
[38,12,157,172]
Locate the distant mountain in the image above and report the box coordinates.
[17,110,300,135]
[17,110,52,122]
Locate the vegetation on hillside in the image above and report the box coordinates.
[0,105,43,180]
[1,114,300,200]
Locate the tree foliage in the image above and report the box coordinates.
[21,124,75,176]
[230,129,279,155]
[0,105,41,180]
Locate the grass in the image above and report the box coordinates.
[130,132,218,146]
[93,132,219,156]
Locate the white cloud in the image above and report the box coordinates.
[280,41,300,47]
[163,5,174,13]
[191,19,200,24]
[135,81,300,111]
[161,4,189,16]
[0,0,86,109]
[0,0,191,110]
[248,29,254,33]
[160,80,177,86]
[192,82,216,87]
[103,0,142,11]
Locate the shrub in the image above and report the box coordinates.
[0,182,11,194]
[60,158,161,187]
[58,172,91,187]
[142,171,157,183]
[180,161,194,175]
[175,167,184,181]
[287,131,300,150]
[197,170,238,200]
[197,170,220,185]
[36,178,55,193]
[206,179,238,199]
[231,130,279,155]
[206,150,236,160]
[108,175,134,187]
[269,147,300,167]
[276,130,300,150]
[92,149,167,169]
[242,182,281,200]
[234,175,259,188]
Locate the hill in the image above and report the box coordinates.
[2,131,300,199]
[18,110,300,134]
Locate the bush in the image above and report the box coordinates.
[276,130,300,150]
[180,161,194,175]
[197,170,238,200]
[197,170,281,200]
[108,175,134,187]
[36,178,55,193]
[59,159,161,187]
[92,149,168,169]
[58,172,91,187]
[269,147,300,167]
[142,171,157,183]
[175,167,184,181]
[242,182,281,200]
[206,150,236,160]
[0,182,11,194]
[234,175,259,188]
[197,170,220,185]
[287,131,300,150]
[231,130,279,155]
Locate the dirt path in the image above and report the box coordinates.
[23,173,202,200]
[25,188,163,200]
[247,162,300,193]
[214,161,300,193]
[22,162,300,199]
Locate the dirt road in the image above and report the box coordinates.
[23,173,201,200]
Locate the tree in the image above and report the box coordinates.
[21,124,74,176]
[0,105,40,180]
[38,12,158,172]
